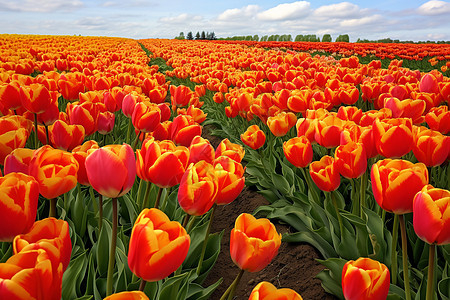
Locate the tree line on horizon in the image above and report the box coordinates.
[175,32,450,44]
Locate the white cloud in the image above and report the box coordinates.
[257,1,311,21]
[217,5,260,21]
[0,0,83,12]
[75,17,109,30]
[340,14,383,27]
[159,13,203,24]
[417,0,450,15]
[313,2,364,18]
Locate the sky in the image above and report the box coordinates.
[0,0,450,41]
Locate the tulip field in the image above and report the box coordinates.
[0,34,450,300]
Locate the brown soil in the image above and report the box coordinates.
[202,125,337,299]
[203,186,337,299]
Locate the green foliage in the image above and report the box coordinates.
[335,34,350,42]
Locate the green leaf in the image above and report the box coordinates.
[62,251,88,300]
[159,272,190,300]
[363,206,391,265]
[271,172,292,195]
[186,278,223,300]
[96,220,111,276]
[257,189,280,203]
[283,231,337,259]
[316,258,346,299]
[438,277,450,300]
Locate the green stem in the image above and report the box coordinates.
[141,181,152,210]
[139,278,147,292]
[34,113,39,149]
[154,187,163,209]
[136,178,145,210]
[126,118,133,145]
[89,186,99,218]
[98,194,103,233]
[330,191,344,235]
[132,131,142,151]
[196,204,216,276]
[219,269,245,300]
[399,214,411,300]
[49,198,57,218]
[350,178,358,216]
[106,197,118,296]
[426,243,436,300]
[299,167,320,205]
[391,214,399,285]
[182,214,191,228]
[159,187,170,210]
[44,125,50,146]
[360,171,367,219]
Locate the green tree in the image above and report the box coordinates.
[335,34,350,42]
[195,32,200,40]
[200,31,206,39]
[322,34,332,42]
[175,32,185,40]
[186,31,193,40]
[253,35,259,41]
[295,34,303,41]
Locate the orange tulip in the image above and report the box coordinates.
[214,156,245,205]
[104,291,150,300]
[85,143,136,198]
[188,135,215,165]
[28,145,79,199]
[340,124,377,159]
[19,83,56,114]
[241,125,266,150]
[413,185,450,245]
[230,213,281,272]
[0,172,39,242]
[128,208,190,282]
[72,140,99,186]
[371,159,428,214]
[283,136,313,168]
[314,114,346,149]
[3,148,34,175]
[215,138,245,163]
[341,257,390,300]
[249,281,303,300]
[309,155,340,192]
[0,81,22,111]
[425,106,449,135]
[334,141,367,179]
[13,217,72,272]
[0,249,60,300]
[49,120,85,151]
[97,111,115,135]
[170,114,202,147]
[373,118,413,158]
[136,138,189,188]
[413,127,450,167]
[267,112,297,137]
[0,115,30,165]
[178,160,218,216]
[295,118,317,143]
[66,102,97,136]
[131,101,161,133]
[170,84,195,108]
[58,75,85,101]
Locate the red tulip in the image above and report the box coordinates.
[249,281,303,300]
[309,155,340,192]
[188,135,215,165]
[178,160,218,216]
[241,125,266,150]
[413,126,450,167]
[371,159,428,214]
[104,291,149,300]
[230,213,281,272]
[373,118,413,158]
[128,208,190,282]
[136,138,189,188]
[13,217,72,272]
[342,257,390,300]
[215,138,245,163]
[71,140,99,186]
[334,141,367,179]
[85,143,136,198]
[214,156,245,205]
[3,148,34,175]
[283,136,313,168]
[28,145,79,199]
[0,172,39,242]
[413,184,450,245]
